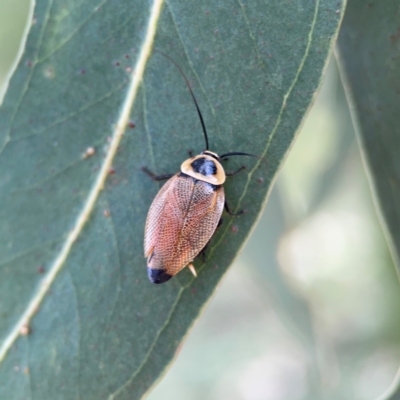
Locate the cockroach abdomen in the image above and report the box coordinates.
[147,268,173,284]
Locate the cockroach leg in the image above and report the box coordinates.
[226,165,246,177]
[199,243,209,263]
[187,149,194,157]
[141,166,174,181]
[188,263,197,277]
[224,200,245,216]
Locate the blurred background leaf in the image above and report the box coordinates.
[0,0,344,399]
[336,0,400,272]
[336,0,400,398]
[0,0,31,100]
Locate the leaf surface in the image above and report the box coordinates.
[0,0,344,398]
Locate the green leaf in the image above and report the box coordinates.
[336,2,400,398]
[0,0,344,398]
[336,0,400,270]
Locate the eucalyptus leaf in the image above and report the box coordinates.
[0,0,344,398]
[336,0,400,270]
[336,2,400,398]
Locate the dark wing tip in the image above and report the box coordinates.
[147,267,173,284]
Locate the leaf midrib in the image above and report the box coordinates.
[0,0,165,365]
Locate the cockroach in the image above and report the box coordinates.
[143,54,260,284]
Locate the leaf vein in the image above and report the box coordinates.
[235,0,282,94]
[67,270,82,400]
[142,83,157,174]
[0,0,165,365]
[100,195,123,394]
[37,0,110,63]
[166,1,222,142]
[7,83,125,144]
[0,237,63,270]
[108,287,185,399]
[22,335,33,400]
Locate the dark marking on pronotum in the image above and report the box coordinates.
[191,158,217,176]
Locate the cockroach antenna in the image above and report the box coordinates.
[156,50,209,151]
[219,151,267,167]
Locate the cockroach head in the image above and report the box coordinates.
[181,152,226,185]
[201,150,220,160]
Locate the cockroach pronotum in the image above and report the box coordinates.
[143,53,260,284]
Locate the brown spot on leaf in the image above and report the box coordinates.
[20,325,30,336]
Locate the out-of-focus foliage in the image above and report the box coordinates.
[337,0,400,273]
[335,1,400,398]
[0,0,30,93]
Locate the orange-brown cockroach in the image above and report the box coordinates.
[143,54,259,284]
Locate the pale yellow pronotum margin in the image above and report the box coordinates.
[0,0,165,363]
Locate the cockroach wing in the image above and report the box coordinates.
[144,174,224,283]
